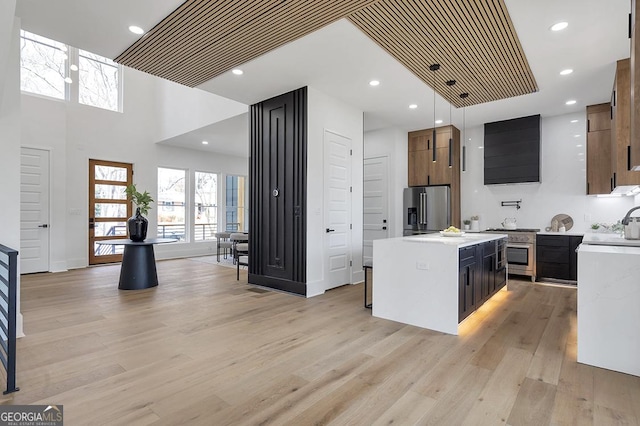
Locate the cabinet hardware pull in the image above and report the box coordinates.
[432,129,437,162]
[628,145,632,171]
[448,137,453,168]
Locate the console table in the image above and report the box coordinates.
[96,238,177,290]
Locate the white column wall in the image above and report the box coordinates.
[0,11,24,336]
[306,86,364,297]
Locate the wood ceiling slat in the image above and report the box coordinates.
[114,0,537,106]
[116,0,379,86]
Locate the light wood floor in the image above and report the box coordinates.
[2,257,639,425]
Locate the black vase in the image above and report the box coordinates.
[127,207,148,242]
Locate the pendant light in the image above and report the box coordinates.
[429,64,440,162]
[460,92,469,172]
[446,79,456,168]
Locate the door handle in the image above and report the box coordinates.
[382,226,387,230]
[326,228,335,233]
[38,224,49,228]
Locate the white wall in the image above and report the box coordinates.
[364,127,407,238]
[0,13,24,336]
[21,65,249,270]
[307,86,364,297]
[460,112,634,231]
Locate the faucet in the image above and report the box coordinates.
[621,206,640,225]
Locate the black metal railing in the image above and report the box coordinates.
[0,244,19,394]
[158,224,186,241]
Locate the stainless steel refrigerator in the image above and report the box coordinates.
[403,186,451,235]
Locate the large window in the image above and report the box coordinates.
[20,30,67,100]
[79,50,119,111]
[226,175,246,231]
[158,168,186,241]
[20,30,121,112]
[194,172,218,241]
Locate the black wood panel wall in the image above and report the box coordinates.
[249,87,307,295]
[484,114,541,184]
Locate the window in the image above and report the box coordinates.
[20,30,67,100]
[79,50,119,111]
[226,175,246,231]
[158,168,186,241]
[194,172,218,241]
[20,30,121,112]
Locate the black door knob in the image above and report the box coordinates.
[326,228,335,233]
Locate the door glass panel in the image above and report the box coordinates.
[94,203,127,218]
[95,165,127,182]
[94,221,127,237]
[95,184,127,200]
[94,242,123,257]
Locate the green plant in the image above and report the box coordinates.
[463,219,471,225]
[591,223,600,230]
[125,184,154,216]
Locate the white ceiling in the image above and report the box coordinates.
[15,0,631,156]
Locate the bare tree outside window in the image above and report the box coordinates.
[194,172,218,241]
[158,168,187,241]
[20,30,66,100]
[79,50,119,111]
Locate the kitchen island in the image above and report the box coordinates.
[372,233,507,335]
[577,238,640,377]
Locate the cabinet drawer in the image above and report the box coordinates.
[537,245,570,263]
[459,246,477,262]
[537,235,570,247]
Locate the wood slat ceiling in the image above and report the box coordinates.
[114,0,380,87]
[114,0,537,107]
[348,0,538,107]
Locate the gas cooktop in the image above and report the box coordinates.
[485,228,541,232]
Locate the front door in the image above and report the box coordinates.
[363,156,389,265]
[89,159,133,265]
[324,130,352,289]
[20,147,50,273]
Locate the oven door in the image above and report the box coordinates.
[506,244,530,266]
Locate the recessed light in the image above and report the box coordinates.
[551,22,568,31]
[64,77,72,84]
[369,80,380,86]
[435,119,443,124]
[202,141,209,145]
[576,144,583,147]
[560,69,573,75]
[566,100,577,105]
[570,119,578,123]
[70,64,78,71]
[574,134,581,137]
[409,104,418,109]
[232,69,243,75]
[129,25,144,35]
[478,146,484,149]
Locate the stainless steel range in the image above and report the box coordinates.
[485,228,539,281]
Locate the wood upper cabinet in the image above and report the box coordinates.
[408,125,460,187]
[611,58,640,187]
[586,103,612,195]
[408,125,461,227]
[631,0,640,169]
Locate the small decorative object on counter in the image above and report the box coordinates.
[463,219,471,230]
[470,215,480,232]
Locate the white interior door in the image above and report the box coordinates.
[363,156,389,264]
[20,147,50,274]
[324,130,352,289]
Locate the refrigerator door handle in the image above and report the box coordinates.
[420,192,427,225]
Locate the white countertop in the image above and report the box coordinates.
[537,231,585,236]
[581,232,640,247]
[401,232,507,248]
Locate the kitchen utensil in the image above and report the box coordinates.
[501,218,517,229]
[622,206,640,239]
[551,214,573,232]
